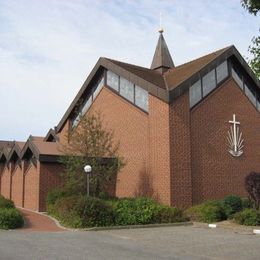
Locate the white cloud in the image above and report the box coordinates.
[0,0,259,140]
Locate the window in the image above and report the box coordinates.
[72,114,80,128]
[120,77,134,102]
[257,96,260,112]
[107,70,119,91]
[93,77,104,99]
[245,83,256,106]
[231,68,243,90]
[135,85,148,111]
[202,69,216,97]
[216,61,228,84]
[81,97,92,115]
[189,80,202,107]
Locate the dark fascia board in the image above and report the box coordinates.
[169,46,260,102]
[44,128,57,142]
[56,57,169,133]
[39,154,63,163]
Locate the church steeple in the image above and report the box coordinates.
[150,29,174,74]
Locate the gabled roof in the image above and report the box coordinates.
[21,138,64,163]
[0,141,14,163]
[164,46,230,90]
[56,57,168,132]
[56,45,260,133]
[150,32,174,73]
[7,141,25,162]
[0,140,13,152]
[44,128,58,142]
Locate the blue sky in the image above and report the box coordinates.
[0,0,259,141]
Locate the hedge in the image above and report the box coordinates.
[0,208,24,230]
[185,200,226,223]
[0,195,15,209]
[222,195,242,218]
[47,195,188,228]
[234,208,260,226]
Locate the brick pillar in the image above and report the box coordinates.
[169,92,192,208]
[148,95,171,205]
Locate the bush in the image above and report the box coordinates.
[222,195,242,218]
[155,205,187,223]
[113,197,187,225]
[0,208,24,229]
[242,197,253,209]
[234,208,260,226]
[49,194,187,228]
[245,172,260,210]
[0,195,15,209]
[185,200,226,223]
[114,197,159,225]
[53,195,115,228]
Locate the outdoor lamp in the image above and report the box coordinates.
[84,165,92,196]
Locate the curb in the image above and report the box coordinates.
[83,222,193,231]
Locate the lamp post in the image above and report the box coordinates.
[84,165,92,196]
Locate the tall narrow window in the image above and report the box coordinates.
[81,97,92,115]
[202,69,216,97]
[189,80,202,107]
[93,77,104,99]
[245,83,256,106]
[231,68,243,90]
[216,61,228,83]
[107,70,119,91]
[120,77,134,102]
[135,85,148,111]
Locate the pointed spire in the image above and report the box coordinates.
[150,29,174,74]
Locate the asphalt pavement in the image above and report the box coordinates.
[0,225,259,259]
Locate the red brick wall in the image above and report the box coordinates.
[11,164,23,207]
[148,95,171,205]
[0,164,4,194]
[58,87,178,206]
[0,164,11,199]
[88,87,149,198]
[169,92,192,208]
[191,78,260,204]
[24,163,40,211]
[39,163,63,212]
[57,120,70,145]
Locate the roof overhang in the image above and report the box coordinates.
[56,57,169,133]
[169,45,260,102]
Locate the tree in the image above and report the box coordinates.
[241,0,260,79]
[241,0,260,15]
[245,172,260,210]
[60,112,124,197]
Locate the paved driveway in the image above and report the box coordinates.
[0,225,259,259]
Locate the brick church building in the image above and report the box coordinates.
[0,31,259,211]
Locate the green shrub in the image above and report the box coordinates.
[0,208,24,229]
[155,205,187,223]
[53,195,115,228]
[234,208,260,226]
[0,195,15,209]
[185,200,226,223]
[242,197,253,209]
[222,195,242,218]
[113,197,187,225]
[114,197,159,225]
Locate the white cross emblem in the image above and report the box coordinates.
[227,114,244,157]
